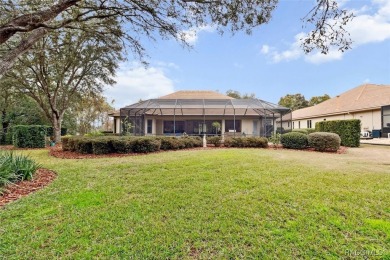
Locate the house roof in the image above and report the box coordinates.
[119,90,290,117]
[159,90,234,100]
[292,84,390,120]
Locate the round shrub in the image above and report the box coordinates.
[308,132,341,152]
[223,137,268,148]
[207,136,222,147]
[280,132,308,149]
[181,136,202,148]
[112,138,134,153]
[292,129,309,135]
[91,138,115,155]
[131,138,161,153]
[159,137,183,150]
[76,138,93,154]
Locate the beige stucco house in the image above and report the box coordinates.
[290,84,390,137]
[109,90,291,137]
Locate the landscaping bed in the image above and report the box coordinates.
[0,168,56,207]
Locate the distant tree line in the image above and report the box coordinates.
[225,89,330,111]
[278,93,330,111]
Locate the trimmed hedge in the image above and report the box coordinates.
[315,119,360,147]
[159,137,185,150]
[12,125,46,148]
[131,138,161,153]
[223,137,268,148]
[62,136,202,154]
[280,132,308,149]
[111,138,134,153]
[158,136,202,150]
[181,136,202,148]
[292,128,316,135]
[207,136,222,147]
[308,132,341,152]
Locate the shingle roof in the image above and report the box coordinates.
[293,84,390,120]
[159,90,234,99]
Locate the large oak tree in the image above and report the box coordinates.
[0,0,354,76]
[6,19,122,142]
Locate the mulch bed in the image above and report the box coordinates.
[268,144,348,154]
[0,168,57,208]
[49,145,227,159]
[49,144,347,159]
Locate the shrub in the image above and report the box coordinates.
[111,138,134,153]
[92,138,115,155]
[61,136,71,151]
[159,137,184,150]
[292,128,316,135]
[131,138,161,153]
[315,119,360,147]
[12,125,46,148]
[308,132,341,152]
[62,136,202,154]
[0,151,40,190]
[207,136,222,147]
[269,133,281,148]
[223,137,268,148]
[76,138,93,154]
[181,136,202,148]
[280,132,308,149]
[4,126,14,145]
[67,137,80,152]
[84,130,105,137]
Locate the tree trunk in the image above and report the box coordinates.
[52,115,62,143]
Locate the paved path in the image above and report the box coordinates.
[360,138,390,146]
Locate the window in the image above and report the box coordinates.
[287,122,290,127]
[225,120,241,132]
[307,120,312,128]
[292,122,295,129]
[298,121,301,129]
[383,105,390,128]
[163,121,185,134]
[147,119,153,134]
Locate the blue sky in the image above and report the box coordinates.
[105,0,390,109]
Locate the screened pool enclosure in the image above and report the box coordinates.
[118,98,291,137]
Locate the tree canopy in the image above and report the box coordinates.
[279,93,331,111]
[278,94,309,111]
[308,94,331,106]
[0,0,354,76]
[226,89,256,99]
[5,19,122,141]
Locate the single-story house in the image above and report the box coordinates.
[109,90,291,137]
[290,84,390,138]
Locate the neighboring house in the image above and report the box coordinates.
[109,90,291,137]
[290,84,390,137]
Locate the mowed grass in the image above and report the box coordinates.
[0,147,389,259]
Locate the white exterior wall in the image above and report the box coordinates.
[292,109,381,131]
[115,118,121,134]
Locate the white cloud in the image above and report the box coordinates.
[304,49,344,64]
[104,62,175,108]
[260,44,270,54]
[178,25,215,45]
[261,0,390,64]
[363,78,371,83]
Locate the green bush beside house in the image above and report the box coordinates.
[315,119,360,147]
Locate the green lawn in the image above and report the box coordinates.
[0,147,389,259]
